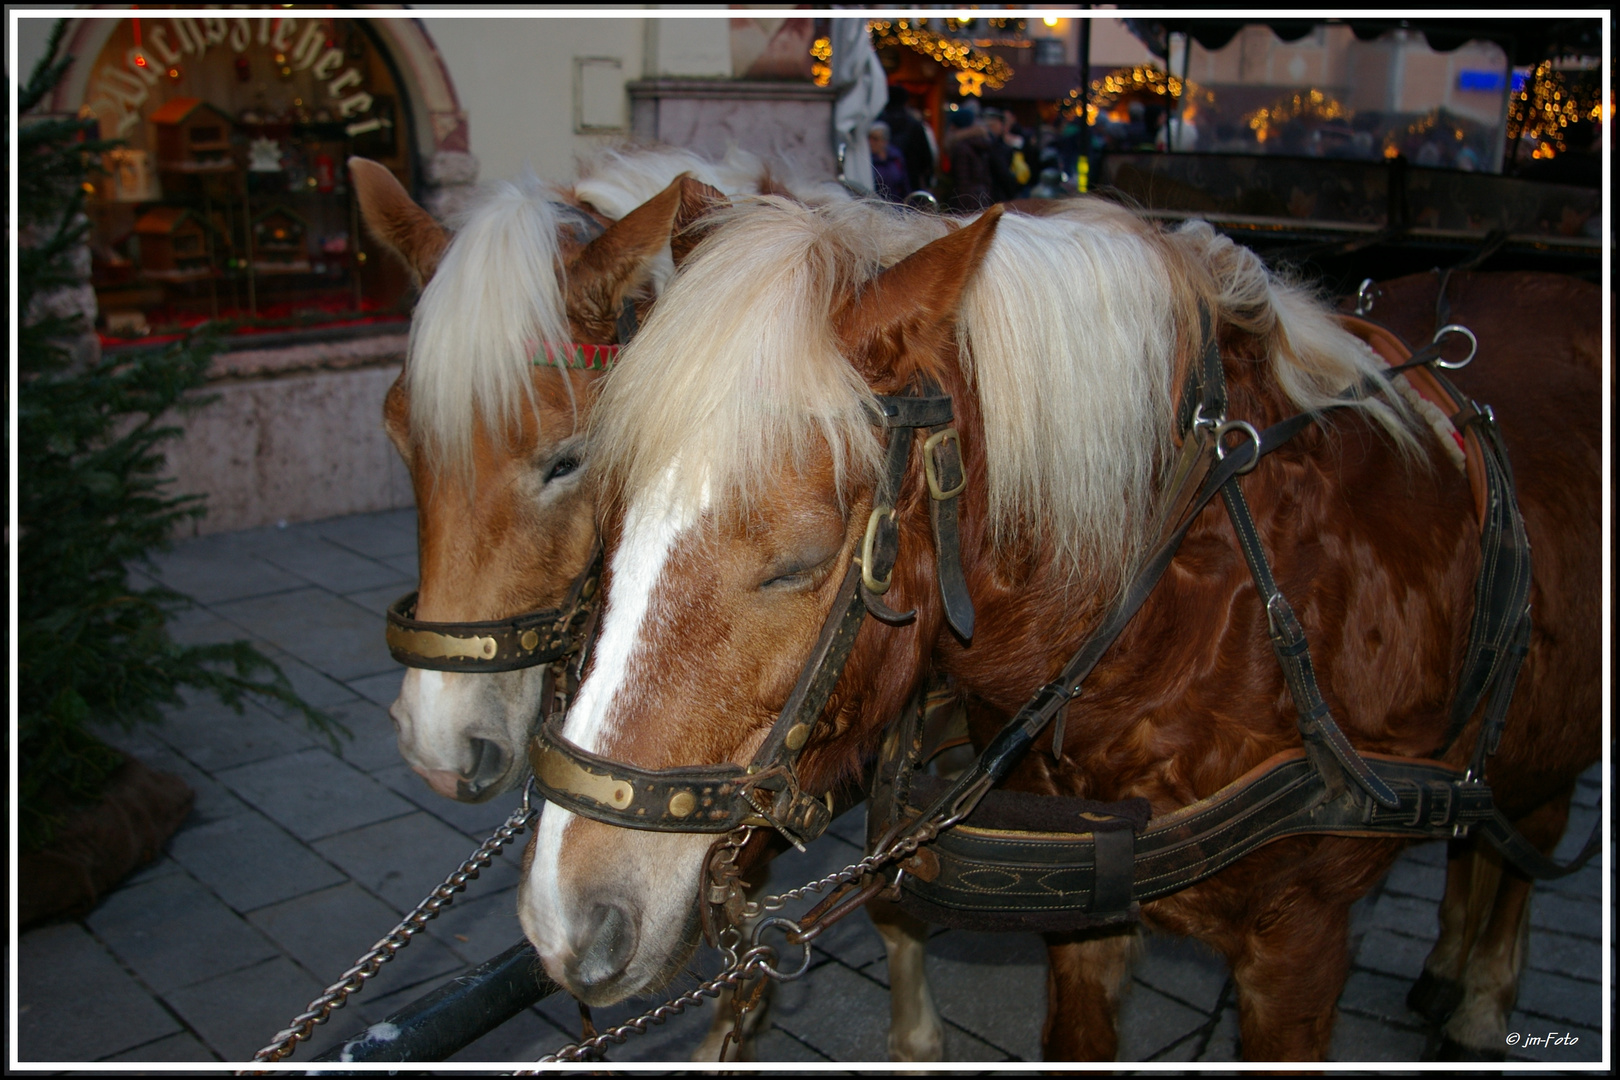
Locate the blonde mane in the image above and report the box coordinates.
[406,146,842,473]
[590,197,1419,585]
[589,197,946,517]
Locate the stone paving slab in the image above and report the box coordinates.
[251,535,412,596]
[85,872,282,994]
[150,694,316,772]
[163,954,358,1062]
[348,669,407,709]
[421,886,526,967]
[211,587,397,682]
[323,697,410,773]
[313,811,517,911]
[105,1031,220,1062]
[214,747,415,840]
[17,923,184,1062]
[147,537,308,604]
[252,647,364,713]
[373,761,526,837]
[1118,982,1217,1062]
[14,507,1610,1068]
[310,507,419,559]
[247,882,464,993]
[165,810,349,912]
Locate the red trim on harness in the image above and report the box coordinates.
[532,342,620,370]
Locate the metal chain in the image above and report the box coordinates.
[521,945,779,1066]
[250,784,540,1063]
[521,812,953,1067]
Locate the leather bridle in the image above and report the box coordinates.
[527,389,976,849]
[386,200,636,677]
[386,547,601,673]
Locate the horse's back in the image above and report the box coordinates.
[1367,271,1601,802]
[1364,270,1601,373]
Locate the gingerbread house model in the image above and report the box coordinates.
[133,206,214,281]
[150,96,236,173]
[252,205,312,274]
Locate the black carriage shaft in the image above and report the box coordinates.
[310,940,557,1064]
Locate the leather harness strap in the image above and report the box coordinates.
[870,303,1595,932]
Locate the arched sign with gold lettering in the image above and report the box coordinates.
[85,15,389,139]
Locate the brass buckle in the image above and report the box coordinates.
[923,428,966,501]
[860,505,896,594]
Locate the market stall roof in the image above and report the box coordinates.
[1128,18,1601,66]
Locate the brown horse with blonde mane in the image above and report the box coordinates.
[518,194,1598,1060]
[350,152,953,1061]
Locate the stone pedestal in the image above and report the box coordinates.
[160,333,414,536]
[628,79,838,181]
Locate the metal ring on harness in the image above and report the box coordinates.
[1214,420,1262,476]
[1354,278,1381,316]
[750,917,813,981]
[903,190,941,213]
[1431,324,1478,369]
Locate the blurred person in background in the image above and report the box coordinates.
[869,121,909,201]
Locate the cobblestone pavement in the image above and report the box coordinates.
[13,508,1609,1067]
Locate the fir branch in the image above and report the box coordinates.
[17,18,348,851]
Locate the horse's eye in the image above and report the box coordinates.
[760,571,811,590]
[544,456,580,483]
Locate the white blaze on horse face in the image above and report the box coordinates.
[523,462,712,987]
[562,461,706,755]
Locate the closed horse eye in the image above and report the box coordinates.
[759,570,811,590]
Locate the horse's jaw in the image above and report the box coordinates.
[389,667,544,803]
[519,808,711,1006]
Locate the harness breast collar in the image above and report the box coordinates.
[867,306,1595,932]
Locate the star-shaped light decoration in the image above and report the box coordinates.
[248,137,283,173]
[956,70,986,98]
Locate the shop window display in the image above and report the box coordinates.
[82,15,414,344]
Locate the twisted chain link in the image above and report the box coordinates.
[524,813,950,1066]
[522,945,778,1066]
[249,787,539,1064]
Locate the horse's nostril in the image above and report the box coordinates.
[455,737,509,802]
[571,902,637,989]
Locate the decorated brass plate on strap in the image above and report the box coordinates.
[385,548,601,674]
[528,721,755,833]
[385,593,579,672]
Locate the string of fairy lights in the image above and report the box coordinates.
[1507,61,1602,156]
[811,24,1600,161]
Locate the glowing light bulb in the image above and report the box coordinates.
[1044,17,1059,27]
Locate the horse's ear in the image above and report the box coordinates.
[565,172,687,328]
[836,206,1004,387]
[671,175,728,267]
[350,156,449,285]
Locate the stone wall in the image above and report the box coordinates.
[628,79,838,181]
[162,334,413,537]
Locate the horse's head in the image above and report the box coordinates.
[352,158,711,801]
[517,199,1004,1004]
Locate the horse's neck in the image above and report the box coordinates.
[939,332,1316,803]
